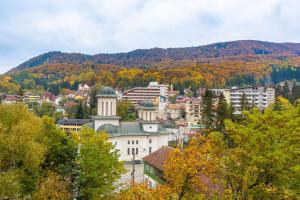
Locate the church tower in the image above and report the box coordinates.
[138,101,159,132]
[93,86,120,131]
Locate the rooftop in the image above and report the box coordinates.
[143,146,173,171]
[96,122,169,137]
[97,86,116,97]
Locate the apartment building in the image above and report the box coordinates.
[185,97,202,126]
[230,85,275,114]
[122,82,169,107]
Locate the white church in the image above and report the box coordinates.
[92,86,169,162]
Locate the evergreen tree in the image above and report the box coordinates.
[282,81,289,99]
[240,92,250,111]
[215,93,230,131]
[202,90,214,130]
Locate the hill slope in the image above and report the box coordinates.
[10,40,300,73]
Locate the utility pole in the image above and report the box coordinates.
[131,150,135,183]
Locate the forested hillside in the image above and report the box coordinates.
[2,40,300,94]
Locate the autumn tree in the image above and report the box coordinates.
[163,133,224,199]
[0,103,45,198]
[32,171,72,200]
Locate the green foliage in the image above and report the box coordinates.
[68,100,89,119]
[222,100,300,199]
[78,127,125,199]
[215,93,232,132]
[40,116,78,181]
[201,90,215,129]
[89,84,102,115]
[240,92,251,111]
[36,102,56,117]
[117,100,137,121]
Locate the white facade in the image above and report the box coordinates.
[229,85,275,114]
[108,134,169,161]
[94,87,169,162]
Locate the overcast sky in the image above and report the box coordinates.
[0,0,300,73]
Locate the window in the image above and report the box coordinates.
[136,140,138,144]
[149,139,152,143]
[149,147,152,153]
[127,148,130,155]
[110,102,113,115]
[106,102,108,116]
[128,140,130,144]
[132,148,135,155]
[136,148,138,155]
[132,140,134,144]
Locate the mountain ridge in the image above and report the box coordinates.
[10,40,300,73]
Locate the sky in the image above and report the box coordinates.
[0,0,300,74]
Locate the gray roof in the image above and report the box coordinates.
[57,119,94,125]
[96,122,169,137]
[97,86,116,97]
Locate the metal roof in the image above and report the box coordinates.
[96,122,169,137]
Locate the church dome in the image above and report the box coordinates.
[97,123,119,134]
[97,86,116,97]
[139,101,155,108]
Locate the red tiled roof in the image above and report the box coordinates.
[143,146,173,171]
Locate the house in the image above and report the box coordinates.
[143,147,223,195]
[93,86,169,162]
[1,94,20,104]
[78,83,90,97]
[143,146,173,188]
[42,92,56,103]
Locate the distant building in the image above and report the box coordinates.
[166,103,184,120]
[57,119,94,133]
[1,94,20,104]
[93,87,169,162]
[122,87,160,106]
[42,92,56,103]
[23,93,41,104]
[229,85,275,114]
[78,83,91,98]
[185,98,202,126]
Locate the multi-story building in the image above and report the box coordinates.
[93,87,169,162]
[185,98,202,126]
[57,119,94,133]
[229,85,275,114]
[122,87,160,107]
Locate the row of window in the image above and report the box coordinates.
[127,139,152,145]
[127,147,152,155]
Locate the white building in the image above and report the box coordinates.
[93,87,169,162]
[229,85,275,114]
